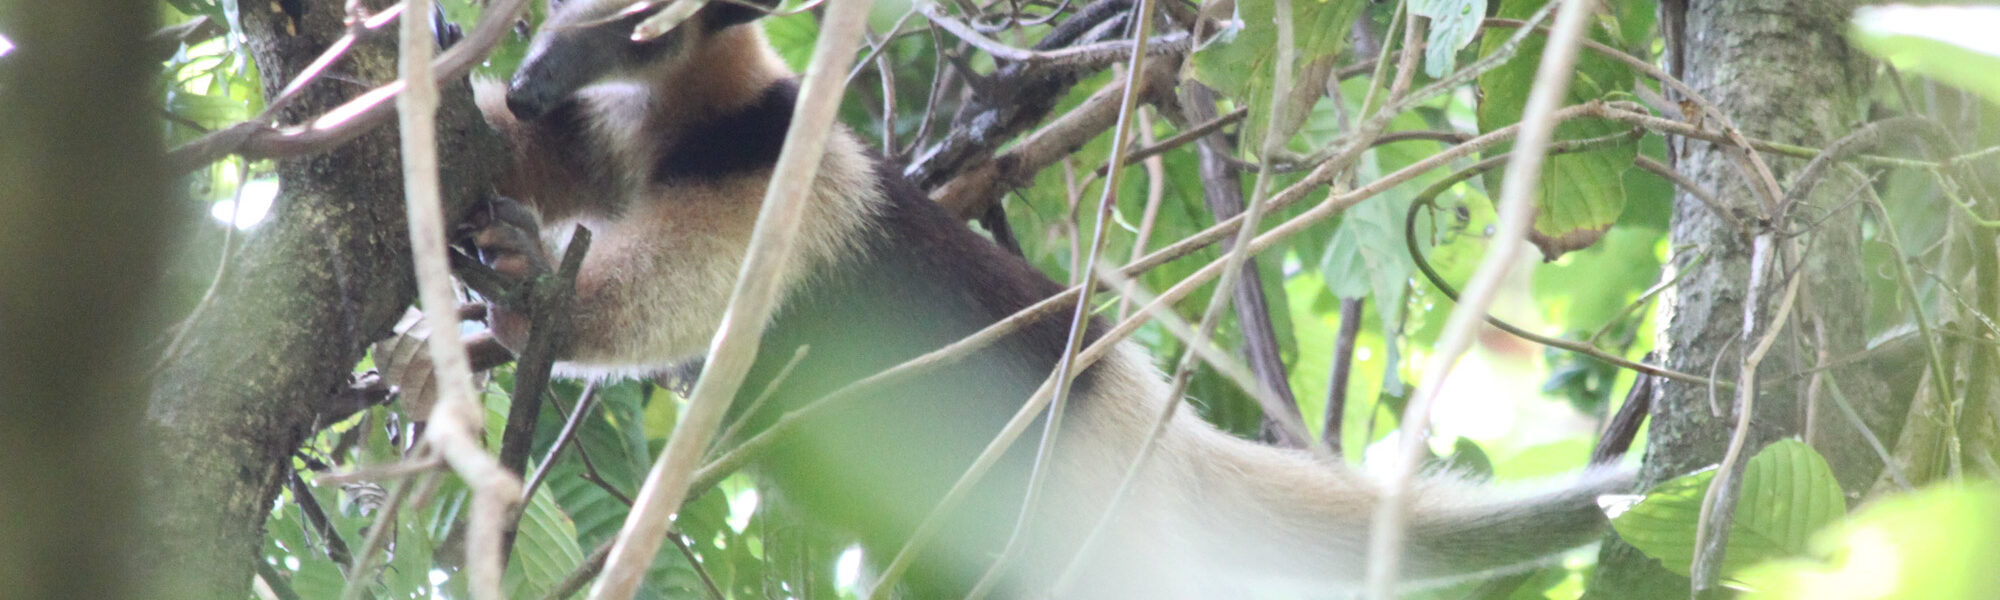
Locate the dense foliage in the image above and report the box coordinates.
[129,0,2000,598]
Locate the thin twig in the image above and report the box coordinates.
[1269,1,1561,203]
[1117,105,1169,321]
[539,541,612,600]
[711,346,811,454]
[1817,349,1912,490]
[521,383,601,503]
[1171,0,1317,453]
[1691,234,1804,593]
[1479,17,1787,210]
[920,0,1169,594]
[392,2,523,598]
[289,470,357,573]
[1365,0,1597,594]
[1586,251,1705,348]
[587,1,875,596]
[1862,191,1961,476]
[689,102,1627,502]
[500,227,593,479]
[166,0,535,173]
[314,456,444,487]
[338,473,430,600]
[921,2,1190,68]
[1324,297,1364,451]
[1351,2,1405,130]
[1093,107,1248,178]
[1179,82,1309,449]
[1634,155,1745,236]
[154,160,252,372]
[1403,142,1721,388]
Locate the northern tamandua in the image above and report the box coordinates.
[468,0,1632,597]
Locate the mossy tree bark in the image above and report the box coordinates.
[143,1,506,598]
[1587,1,1902,596]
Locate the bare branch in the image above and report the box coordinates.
[1324,297,1363,451]
[1690,234,1804,593]
[921,2,1190,67]
[165,0,534,174]
[394,1,521,597]
[917,0,1171,592]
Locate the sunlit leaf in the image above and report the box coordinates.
[1739,483,2000,600]
[1411,0,1487,77]
[1612,440,1846,577]
[1476,0,1638,260]
[1851,6,2000,106]
[765,10,820,72]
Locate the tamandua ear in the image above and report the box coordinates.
[700,0,780,31]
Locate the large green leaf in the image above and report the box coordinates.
[1739,483,2000,600]
[1851,6,2000,106]
[1193,0,1365,155]
[1475,0,1638,260]
[1612,440,1847,578]
[504,484,588,599]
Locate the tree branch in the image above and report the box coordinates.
[165,0,533,174]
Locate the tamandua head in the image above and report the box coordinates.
[505,0,782,120]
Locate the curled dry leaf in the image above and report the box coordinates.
[1530,224,1610,261]
[372,307,496,420]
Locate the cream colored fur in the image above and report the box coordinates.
[473,27,880,378]
[1005,346,1629,598]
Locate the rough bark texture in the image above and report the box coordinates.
[143,2,506,597]
[0,3,167,599]
[1587,1,1894,596]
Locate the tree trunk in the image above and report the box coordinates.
[143,2,506,597]
[0,3,167,599]
[1588,0,1897,596]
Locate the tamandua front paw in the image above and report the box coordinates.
[464,195,552,283]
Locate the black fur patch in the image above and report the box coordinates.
[733,158,1104,597]
[650,79,798,183]
[700,0,779,31]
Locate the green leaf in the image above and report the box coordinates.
[1193,0,1365,155]
[1851,6,2000,106]
[1321,82,1452,334]
[765,10,821,73]
[1411,0,1487,78]
[1739,483,2000,600]
[1612,439,1846,578]
[1475,0,1638,260]
[1441,436,1496,478]
[1532,225,1663,332]
[504,484,588,599]
[165,91,250,127]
